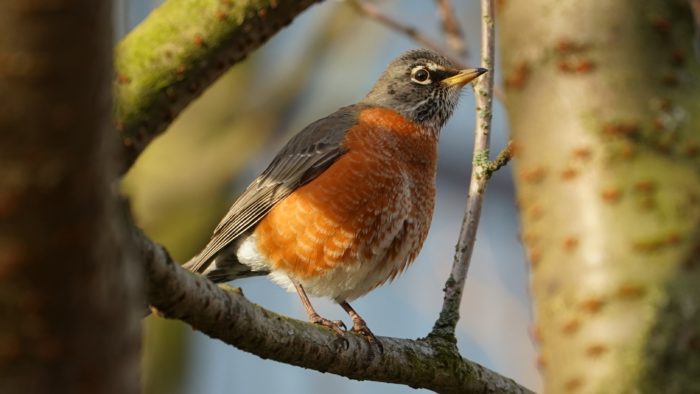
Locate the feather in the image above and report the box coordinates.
[183,104,366,274]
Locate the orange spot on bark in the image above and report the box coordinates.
[617,284,646,300]
[685,142,699,157]
[601,187,622,203]
[528,247,542,267]
[558,59,595,74]
[115,72,130,84]
[619,143,636,159]
[531,325,543,343]
[555,39,576,53]
[565,377,583,391]
[634,180,656,193]
[579,298,605,313]
[520,167,546,184]
[521,231,538,244]
[561,319,580,335]
[638,197,655,210]
[574,59,595,74]
[586,343,608,357]
[557,60,573,73]
[528,204,544,220]
[602,121,639,137]
[508,142,521,156]
[572,146,592,160]
[193,34,205,46]
[561,167,578,180]
[536,354,546,369]
[563,236,579,252]
[505,61,531,90]
[666,232,681,245]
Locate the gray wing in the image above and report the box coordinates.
[184,104,364,273]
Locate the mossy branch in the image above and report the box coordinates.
[479,141,514,181]
[115,0,322,172]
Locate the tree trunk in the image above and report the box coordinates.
[0,1,141,393]
[500,0,700,392]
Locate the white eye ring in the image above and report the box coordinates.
[410,66,432,85]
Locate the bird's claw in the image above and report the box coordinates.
[310,314,347,336]
[351,320,383,353]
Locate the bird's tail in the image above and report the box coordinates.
[182,253,268,284]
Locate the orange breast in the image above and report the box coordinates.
[253,107,438,295]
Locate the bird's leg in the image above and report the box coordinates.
[339,301,383,352]
[292,281,346,335]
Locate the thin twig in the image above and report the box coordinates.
[431,0,497,339]
[435,0,468,58]
[347,0,464,67]
[485,142,514,176]
[347,0,505,101]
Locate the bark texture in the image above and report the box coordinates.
[0,1,141,393]
[138,228,533,394]
[500,0,700,392]
[115,0,322,171]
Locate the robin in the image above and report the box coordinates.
[184,49,486,349]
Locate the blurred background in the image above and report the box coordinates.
[115,0,540,392]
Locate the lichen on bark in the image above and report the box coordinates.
[499,0,700,392]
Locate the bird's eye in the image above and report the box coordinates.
[411,67,432,85]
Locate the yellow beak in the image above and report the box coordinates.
[442,67,488,87]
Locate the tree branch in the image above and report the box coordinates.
[121,1,526,390]
[432,0,498,339]
[135,226,532,393]
[347,0,505,101]
[347,0,464,67]
[435,0,469,58]
[115,0,322,172]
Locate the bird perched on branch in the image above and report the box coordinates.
[184,49,486,349]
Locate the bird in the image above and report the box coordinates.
[184,48,486,349]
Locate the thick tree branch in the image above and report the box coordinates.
[115,0,322,172]
[0,2,140,392]
[135,227,532,393]
[432,0,497,339]
[121,1,528,390]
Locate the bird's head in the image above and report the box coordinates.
[362,49,487,132]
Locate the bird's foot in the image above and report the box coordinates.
[351,318,383,353]
[309,313,347,336]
